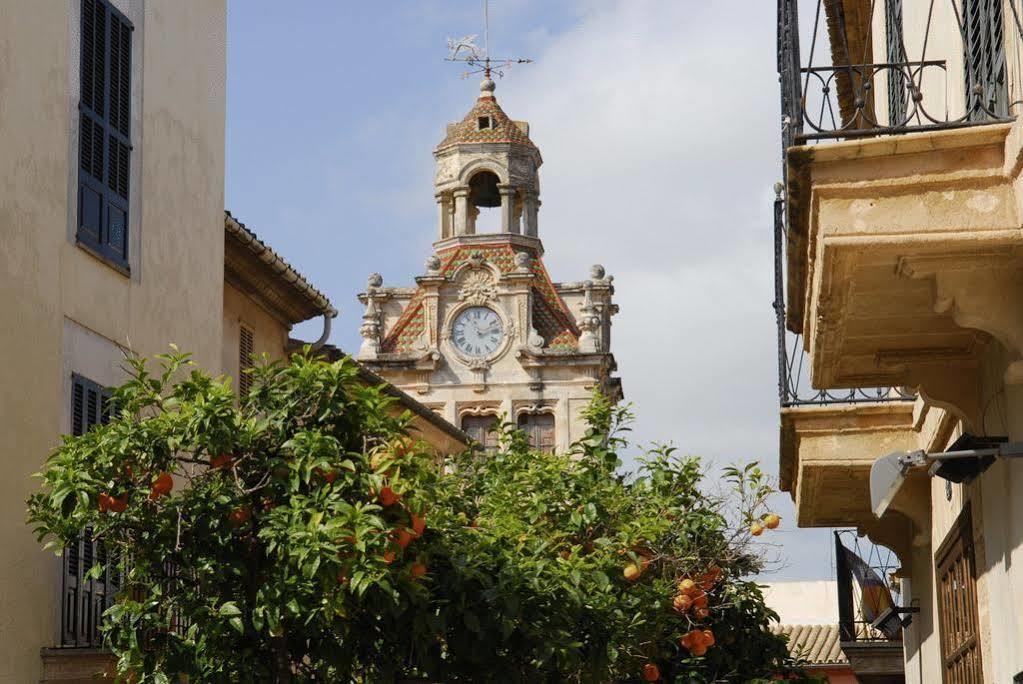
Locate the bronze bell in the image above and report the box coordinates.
[469,170,502,208]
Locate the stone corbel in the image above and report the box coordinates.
[897,255,1023,429]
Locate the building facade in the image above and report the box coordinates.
[776,1,1023,683]
[357,78,621,452]
[0,4,466,681]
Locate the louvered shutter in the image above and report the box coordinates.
[77,0,131,266]
[462,415,499,452]
[518,413,555,453]
[962,0,1007,120]
[63,374,117,647]
[239,325,255,396]
[884,0,907,126]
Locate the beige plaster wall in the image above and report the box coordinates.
[221,281,290,386]
[0,2,226,681]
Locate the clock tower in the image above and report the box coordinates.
[356,78,621,452]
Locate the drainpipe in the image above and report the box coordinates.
[310,308,338,352]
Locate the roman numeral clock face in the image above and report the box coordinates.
[451,306,504,358]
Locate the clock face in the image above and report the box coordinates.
[451,306,504,358]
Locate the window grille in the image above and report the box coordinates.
[62,374,120,647]
[885,0,907,125]
[936,504,983,683]
[962,0,1007,120]
[77,0,132,268]
[238,324,254,396]
[517,413,555,453]
[461,414,499,452]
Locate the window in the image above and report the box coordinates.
[238,325,254,396]
[517,412,555,452]
[477,115,493,130]
[936,504,983,683]
[462,414,499,452]
[77,0,132,269]
[884,0,907,126]
[962,0,1007,120]
[63,374,120,647]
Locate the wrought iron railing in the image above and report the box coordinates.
[778,0,1023,145]
[834,530,904,643]
[773,192,916,406]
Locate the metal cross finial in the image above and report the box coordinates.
[445,0,532,81]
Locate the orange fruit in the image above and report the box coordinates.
[393,528,414,549]
[764,513,781,529]
[378,486,399,507]
[695,606,710,619]
[623,563,643,581]
[750,522,764,537]
[150,472,173,497]
[678,578,697,595]
[210,453,234,470]
[410,563,427,579]
[702,629,715,646]
[692,592,708,609]
[672,594,692,613]
[691,644,708,657]
[382,550,396,565]
[642,662,660,681]
[229,506,251,526]
[108,495,128,513]
[410,513,426,537]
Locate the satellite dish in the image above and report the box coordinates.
[870,451,910,519]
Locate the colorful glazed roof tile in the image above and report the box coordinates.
[436,81,536,151]
[379,243,578,354]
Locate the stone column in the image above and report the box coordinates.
[453,188,471,235]
[498,184,519,234]
[436,192,451,240]
[523,191,539,237]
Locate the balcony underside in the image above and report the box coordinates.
[786,121,1023,431]
[781,402,918,528]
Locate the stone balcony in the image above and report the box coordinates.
[784,119,1023,436]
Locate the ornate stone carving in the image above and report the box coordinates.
[358,297,381,359]
[576,282,602,353]
[425,254,442,274]
[527,327,545,352]
[514,251,532,273]
[589,263,605,280]
[457,267,498,305]
[366,272,383,289]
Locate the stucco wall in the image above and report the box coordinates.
[0,1,226,681]
[221,281,290,386]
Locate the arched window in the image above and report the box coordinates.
[517,413,555,453]
[462,414,499,452]
[468,170,501,233]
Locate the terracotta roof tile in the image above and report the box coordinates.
[771,624,848,665]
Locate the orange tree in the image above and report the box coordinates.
[28,352,812,682]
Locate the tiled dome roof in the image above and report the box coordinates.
[437,80,536,151]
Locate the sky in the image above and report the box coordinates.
[225,0,838,581]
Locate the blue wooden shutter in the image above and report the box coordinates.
[962,0,1007,120]
[63,374,116,647]
[77,0,131,267]
[884,0,907,126]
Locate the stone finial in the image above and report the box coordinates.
[367,272,383,289]
[480,77,496,97]
[358,297,381,359]
[425,254,442,275]
[514,251,532,273]
[589,264,606,281]
[576,282,601,354]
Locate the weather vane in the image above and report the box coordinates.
[446,0,532,80]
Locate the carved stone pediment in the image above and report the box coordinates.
[457,264,499,305]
